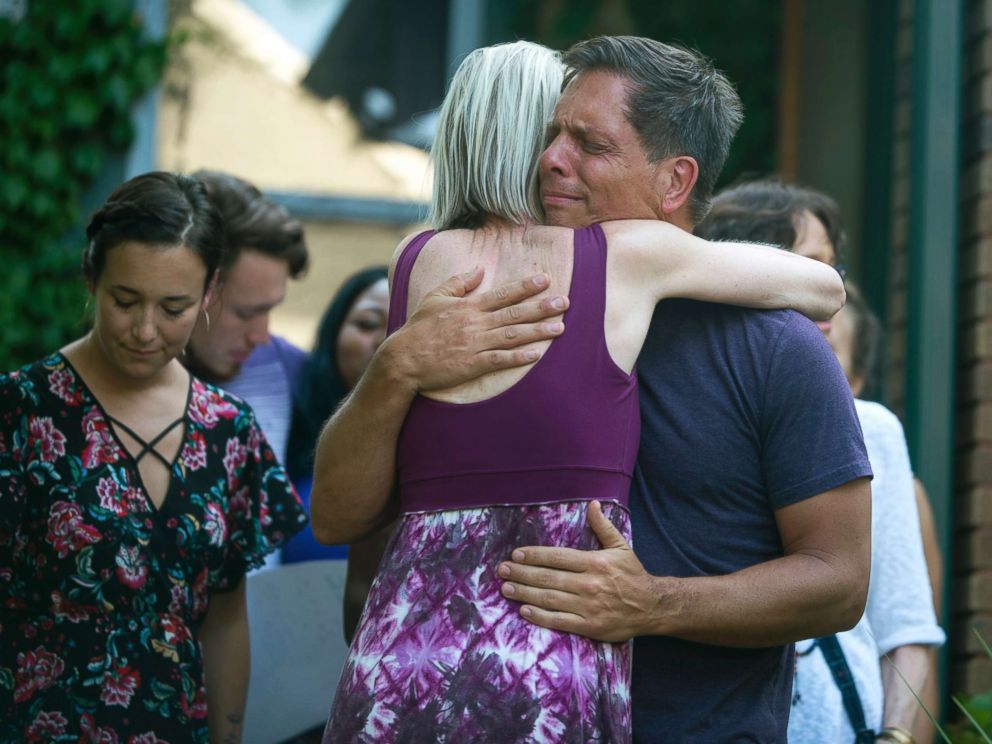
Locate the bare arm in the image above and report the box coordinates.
[914,647,941,743]
[308,340,412,545]
[859,409,943,742]
[881,483,942,742]
[499,479,870,646]
[201,579,249,744]
[310,269,570,545]
[604,220,845,321]
[880,644,935,740]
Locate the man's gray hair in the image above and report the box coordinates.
[564,36,743,225]
[429,41,563,230]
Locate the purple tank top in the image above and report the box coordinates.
[388,224,639,513]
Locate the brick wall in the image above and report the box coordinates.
[884,0,992,696]
[953,0,992,694]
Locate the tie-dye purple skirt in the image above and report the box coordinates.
[323,500,632,743]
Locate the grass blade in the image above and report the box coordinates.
[973,627,992,662]
[878,649,953,743]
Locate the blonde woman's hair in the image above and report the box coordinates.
[429,41,564,230]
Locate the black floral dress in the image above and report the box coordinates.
[0,353,307,743]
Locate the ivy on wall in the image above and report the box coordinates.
[0,0,168,369]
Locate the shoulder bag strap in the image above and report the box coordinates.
[815,634,875,743]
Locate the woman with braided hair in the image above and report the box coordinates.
[0,171,306,743]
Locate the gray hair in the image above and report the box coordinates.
[564,36,743,225]
[429,41,564,230]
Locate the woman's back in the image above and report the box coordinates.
[325,222,637,743]
[402,221,669,404]
[404,223,576,403]
[391,224,639,515]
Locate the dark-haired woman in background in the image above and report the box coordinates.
[697,178,944,744]
[282,266,389,642]
[0,172,306,743]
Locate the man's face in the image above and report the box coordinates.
[539,71,667,228]
[186,249,289,381]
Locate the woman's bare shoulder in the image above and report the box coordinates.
[389,228,442,282]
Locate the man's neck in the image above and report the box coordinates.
[180,351,225,385]
[662,206,695,233]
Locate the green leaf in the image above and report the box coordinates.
[104,74,130,113]
[31,116,58,141]
[81,46,112,75]
[0,176,28,209]
[25,191,58,221]
[32,148,61,183]
[97,0,133,27]
[64,93,100,128]
[108,119,134,149]
[5,139,30,170]
[48,55,76,85]
[70,143,104,179]
[131,54,160,92]
[52,14,75,40]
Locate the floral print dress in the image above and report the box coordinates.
[0,353,307,743]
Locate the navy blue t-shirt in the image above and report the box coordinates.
[629,299,871,743]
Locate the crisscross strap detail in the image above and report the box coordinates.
[105,414,186,469]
